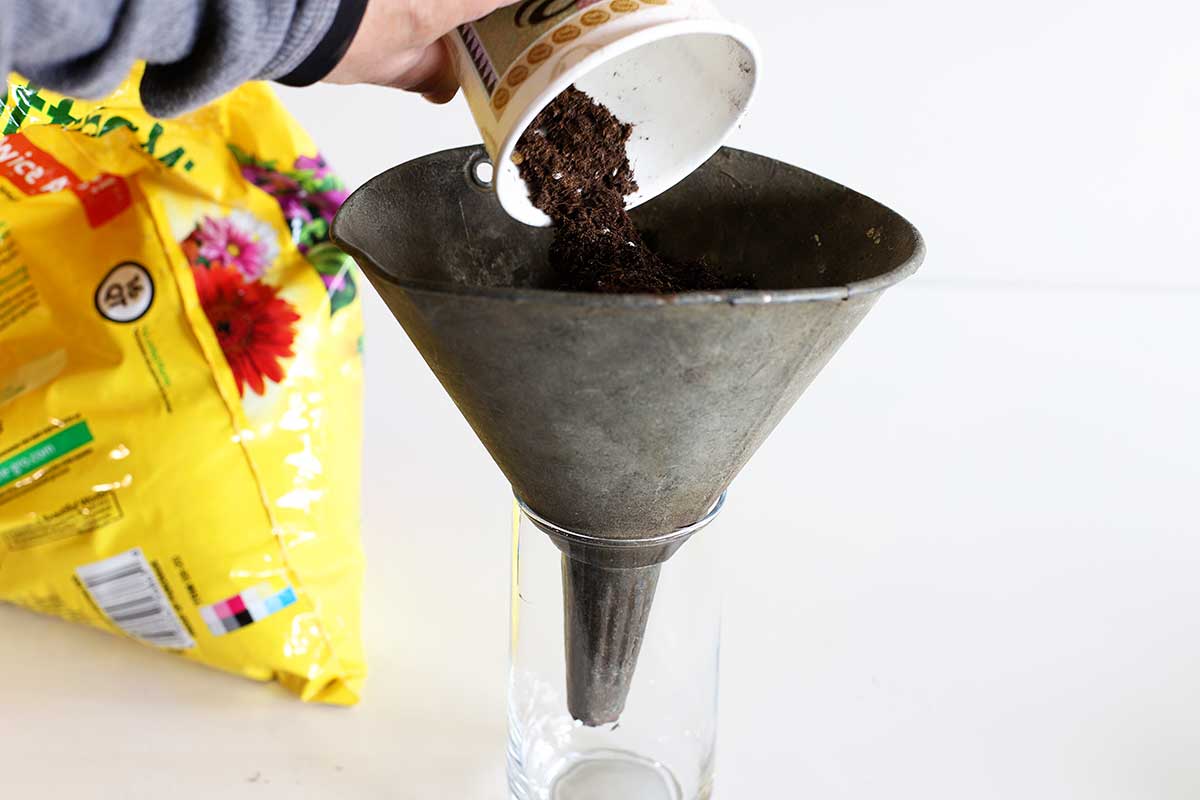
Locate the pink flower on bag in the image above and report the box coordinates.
[195,215,270,280]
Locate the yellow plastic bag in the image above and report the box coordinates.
[0,67,365,704]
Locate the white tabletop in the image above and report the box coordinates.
[3,1,1199,797]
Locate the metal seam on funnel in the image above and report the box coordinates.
[516,492,727,547]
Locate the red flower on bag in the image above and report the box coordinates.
[192,264,300,397]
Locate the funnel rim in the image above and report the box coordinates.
[332,147,926,308]
[517,492,727,547]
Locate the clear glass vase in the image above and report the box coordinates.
[508,495,726,800]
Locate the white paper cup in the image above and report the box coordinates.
[450,0,759,227]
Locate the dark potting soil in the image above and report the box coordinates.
[515,86,747,294]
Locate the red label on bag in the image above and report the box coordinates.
[0,133,131,227]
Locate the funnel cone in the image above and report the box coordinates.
[333,146,923,723]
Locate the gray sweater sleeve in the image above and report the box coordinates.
[2,0,343,117]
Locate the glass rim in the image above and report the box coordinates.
[515,491,728,549]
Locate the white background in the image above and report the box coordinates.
[3,1,1199,797]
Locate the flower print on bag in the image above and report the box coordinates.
[182,211,281,281]
[231,146,357,317]
[191,264,301,397]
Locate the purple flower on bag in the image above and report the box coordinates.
[241,164,300,196]
[228,145,358,316]
[321,272,347,293]
[310,187,349,225]
[280,195,314,224]
[295,154,333,179]
[234,149,349,252]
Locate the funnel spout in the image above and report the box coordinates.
[562,558,661,726]
[526,496,725,726]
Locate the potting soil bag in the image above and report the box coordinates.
[0,67,365,704]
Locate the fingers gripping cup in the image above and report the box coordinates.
[449,0,759,226]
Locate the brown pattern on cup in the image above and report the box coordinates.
[507,65,531,87]
[487,1,650,119]
[527,43,554,64]
[552,25,582,44]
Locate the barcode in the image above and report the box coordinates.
[76,548,195,650]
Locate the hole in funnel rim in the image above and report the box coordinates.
[468,154,495,190]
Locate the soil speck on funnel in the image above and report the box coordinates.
[515,86,750,294]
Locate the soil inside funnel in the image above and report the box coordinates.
[515,86,751,294]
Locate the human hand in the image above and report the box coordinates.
[324,0,512,103]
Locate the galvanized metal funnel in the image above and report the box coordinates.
[332,146,924,725]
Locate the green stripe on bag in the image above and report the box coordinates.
[0,421,94,488]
